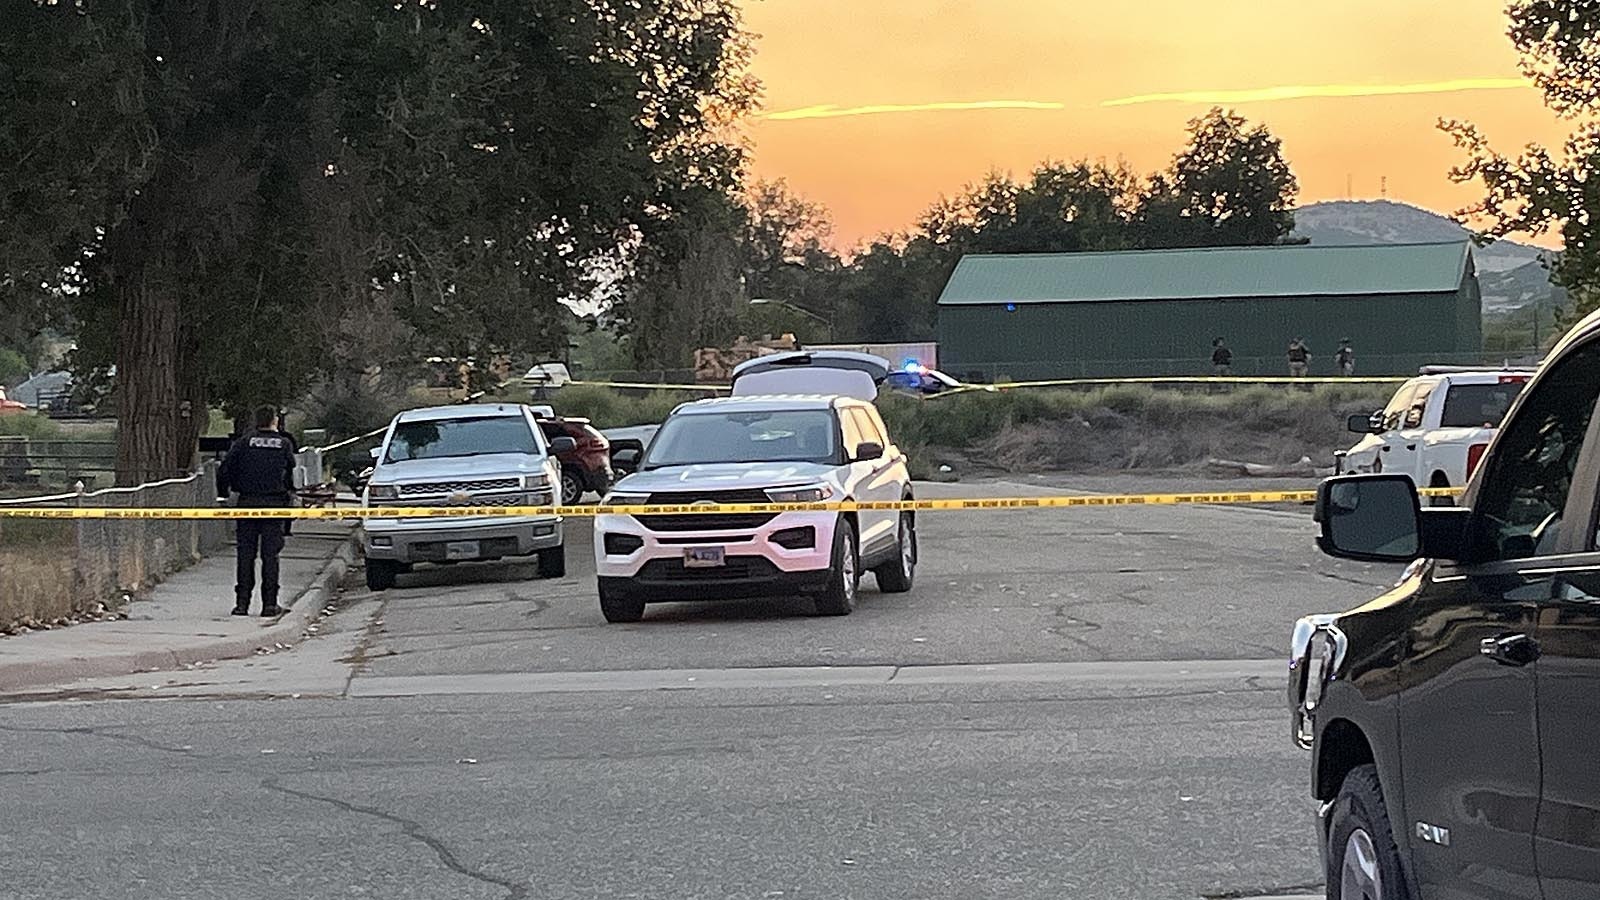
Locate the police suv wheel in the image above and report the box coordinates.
[598,580,645,623]
[873,512,916,593]
[1325,764,1414,900]
[814,519,859,616]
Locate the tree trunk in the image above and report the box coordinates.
[113,274,201,485]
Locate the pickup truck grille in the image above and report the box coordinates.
[388,491,549,509]
[400,478,520,496]
[636,489,777,532]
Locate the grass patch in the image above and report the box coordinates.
[0,412,64,440]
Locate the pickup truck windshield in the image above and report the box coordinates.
[1439,382,1525,428]
[384,416,538,463]
[643,410,838,468]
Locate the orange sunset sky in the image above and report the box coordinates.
[738,0,1569,249]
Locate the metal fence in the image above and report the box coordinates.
[943,351,1545,384]
[0,465,228,627]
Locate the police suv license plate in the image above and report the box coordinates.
[683,547,725,568]
[445,541,479,561]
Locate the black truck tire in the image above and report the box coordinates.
[365,559,398,592]
[1324,764,1415,900]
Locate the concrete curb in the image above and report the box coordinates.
[0,536,358,691]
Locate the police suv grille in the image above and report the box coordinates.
[636,490,777,532]
[636,557,780,582]
[400,478,520,496]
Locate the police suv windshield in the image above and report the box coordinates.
[384,416,539,463]
[642,410,839,468]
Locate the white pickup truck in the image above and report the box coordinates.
[1335,367,1534,499]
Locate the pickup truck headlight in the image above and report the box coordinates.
[766,485,834,503]
[1288,616,1347,749]
[368,483,400,502]
[521,474,550,490]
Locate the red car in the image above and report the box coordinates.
[537,416,612,504]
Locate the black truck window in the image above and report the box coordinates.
[1473,342,1600,561]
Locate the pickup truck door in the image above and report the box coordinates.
[1531,370,1600,900]
[1390,380,1437,482]
[1398,349,1600,900]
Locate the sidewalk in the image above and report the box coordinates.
[0,521,357,692]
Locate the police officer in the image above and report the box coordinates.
[219,406,296,617]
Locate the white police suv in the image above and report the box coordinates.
[593,352,917,623]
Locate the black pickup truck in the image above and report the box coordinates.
[1294,309,1600,900]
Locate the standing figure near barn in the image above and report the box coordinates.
[1335,338,1356,377]
[1210,337,1233,376]
[1286,337,1311,378]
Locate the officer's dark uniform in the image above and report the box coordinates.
[219,429,295,614]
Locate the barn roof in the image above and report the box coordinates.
[936,240,1473,306]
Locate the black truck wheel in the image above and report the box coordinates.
[1325,764,1415,900]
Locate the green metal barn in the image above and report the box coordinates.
[934,240,1483,380]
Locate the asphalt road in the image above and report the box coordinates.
[1,478,1399,900]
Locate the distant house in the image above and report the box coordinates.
[934,240,1483,379]
[10,370,73,410]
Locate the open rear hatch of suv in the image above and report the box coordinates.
[731,350,958,399]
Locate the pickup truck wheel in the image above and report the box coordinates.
[365,559,398,592]
[873,512,916,593]
[598,580,645,623]
[536,544,566,579]
[1326,764,1415,900]
[1427,474,1455,508]
[813,519,859,616]
[561,470,583,506]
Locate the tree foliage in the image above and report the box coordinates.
[1135,108,1299,248]
[1443,0,1600,331]
[0,0,756,478]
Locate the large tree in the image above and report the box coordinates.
[0,0,754,481]
[1443,0,1600,332]
[1135,108,1299,248]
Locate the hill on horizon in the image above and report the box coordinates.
[1292,200,1562,314]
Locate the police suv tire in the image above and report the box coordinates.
[561,470,583,506]
[1325,764,1415,900]
[536,544,566,579]
[814,518,859,616]
[365,560,398,592]
[598,580,645,623]
[873,512,916,593]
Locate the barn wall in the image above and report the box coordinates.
[936,289,1482,380]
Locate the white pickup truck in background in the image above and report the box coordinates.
[1335,367,1534,500]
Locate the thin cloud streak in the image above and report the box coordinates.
[1102,78,1530,107]
[766,100,1066,121]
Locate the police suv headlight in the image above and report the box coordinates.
[368,484,399,502]
[604,492,650,507]
[765,485,834,503]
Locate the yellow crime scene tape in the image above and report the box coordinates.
[0,487,1462,520]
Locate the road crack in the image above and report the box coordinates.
[0,722,198,756]
[262,776,529,899]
